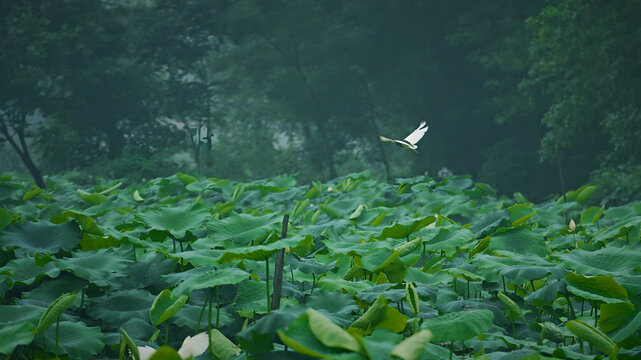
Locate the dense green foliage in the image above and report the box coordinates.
[1,1,640,203]
[1,171,640,359]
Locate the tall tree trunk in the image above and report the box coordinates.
[0,115,46,188]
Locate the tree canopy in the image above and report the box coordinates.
[1,0,640,204]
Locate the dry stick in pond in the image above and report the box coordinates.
[272,214,289,311]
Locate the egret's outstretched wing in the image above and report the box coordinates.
[403,121,428,146]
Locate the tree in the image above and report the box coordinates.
[0,0,61,188]
[523,0,641,200]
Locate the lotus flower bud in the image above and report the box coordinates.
[568,219,576,232]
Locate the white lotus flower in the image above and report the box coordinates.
[138,332,209,360]
[568,219,576,232]
[380,121,429,154]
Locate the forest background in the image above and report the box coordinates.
[1,0,640,205]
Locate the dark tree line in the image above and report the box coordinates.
[1,0,640,203]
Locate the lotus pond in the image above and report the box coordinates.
[0,172,640,359]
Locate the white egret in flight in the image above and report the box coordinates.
[379,121,429,154]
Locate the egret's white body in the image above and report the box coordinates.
[379,121,429,153]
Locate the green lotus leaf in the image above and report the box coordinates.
[566,319,618,358]
[499,265,568,283]
[209,329,241,360]
[288,256,335,274]
[61,210,102,235]
[207,212,279,246]
[54,248,131,286]
[237,306,307,354]
[171,267,249,296]
[469,236,490,258]
[468,210,510,237]
[171,302,234,331]
[307,308,362,352]
[565,273,630,304]
[361,329,404,360]
[349,296,408,335]
[524,279,566,306]
[0,303,55,326]
[508,203,534,223]
[246,174,297,193]
[381,216,435,239]
[219,235,305,262]
[488,228,546,257]
[593,216,641,243]
[86,289,156,328]
[307,290,360,328]
[150,289,189,326]
[168,249,225,267]
[581,206,604,224]
[360,247,396,272]
[139,202,210,239]
[317,277,374,294]
[424,228,475,252]
[278,313,346,358]
[77,189,109,205]
[390,329,432,360]
[185,179,216,193]
[119,327,141,360]
[611,311,641,344]
[559,185,598,205]
[176,172,197,185]
[42,321,105,359]
[404,267,451,285]
[0,257,60,288]
[599,303,635,333]
[0,221,81,255]
[319,198,360,219]
[0,208,12,231]
[0,321,35,355]
[556,245,641,277]
[119,318,157,345]
[442,268,484,282]
[420,309,494,343]
[234,279,270,316]
[574,185,598,205]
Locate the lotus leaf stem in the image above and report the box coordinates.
[196,296,207,334]
[566,295,575,319]
[164,321,169,345]
[216,285,220,329]
[80,288,85,310]
[266,258,271,313]
[467,279,470,299]
[56,318,60,357]
[208,288,213,349]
